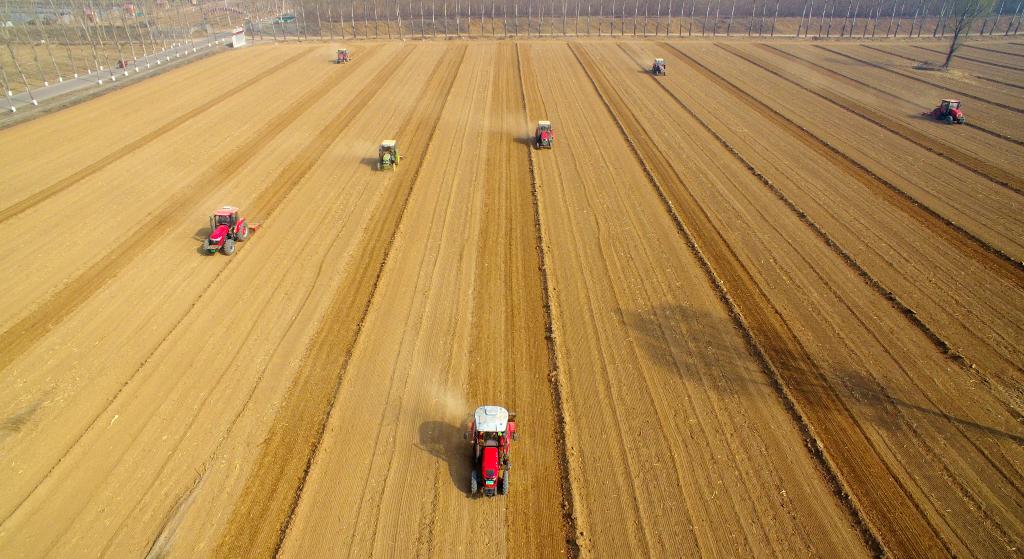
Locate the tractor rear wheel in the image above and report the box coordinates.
[237,224,249,241]
[222,239,236,255]
[944,115,954,124]
[500,472,509,495]
[470,470,479,495]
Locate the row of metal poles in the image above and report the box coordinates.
[2,0,1022,106]
[245,0,1024,41]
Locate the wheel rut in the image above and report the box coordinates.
[723,44,1024,195]
[824,45,1024,115]
[571,42,948,558]
[0,48,314,226]
[760,45,1024,148]
[515,42,582,559]
[0,46,387,378]
[216,45,467,559]
[665,44,1024,285]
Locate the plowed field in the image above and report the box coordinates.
[1,38,1021,558]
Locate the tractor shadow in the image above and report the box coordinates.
[417,420,473,497]
[193,227,214,256]
[513,134,535,147]
[360,156,380,170]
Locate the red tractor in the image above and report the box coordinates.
[925,99,966,124]
[336,49,351,64]
[202,206,256,255]
[465,406,518,497]
[534,120,554,149]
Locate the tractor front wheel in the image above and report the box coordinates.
[222,239,236,255]
[944,115,954,124]
[237,224,249,241]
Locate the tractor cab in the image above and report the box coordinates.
[336,48,350,63]
[652,58,666,75]
[378,140,399,170]
[467,405,518,497]
[928,98,965,124]
[534,120,554,149]
[211,206,239,230]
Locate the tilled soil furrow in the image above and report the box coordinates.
[831,45,1024,114]
[0,48,314,226]
[759,44,1024,148]
[571,43,947,558]
[966,44,1024,59]
[879,45,1024,90]
[0,46,376,378]
[632,42,1024,414]
[0,46,390,527]
[911,44,1024,72]
[628,44,1023,402]
[665,44,1024,284]
[720,44,1024,195]
[216,45,466,559]
[513,42,581,559]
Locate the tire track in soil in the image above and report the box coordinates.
[875,45,1024,90]
[570,43,948,558]
[215,45,467,559]
[664,45,1024,286]
[722,44,1024,195]
[0,45,396,526]
[911,44,1024,72]
[760,45,1024,148]
[617,43,1024,536]
[513,42,582,559]
[0,46,377,377]
[966,44,1024,59]
[0,48,314,226]
[628,44,1024,418]
[822,45,1024,115]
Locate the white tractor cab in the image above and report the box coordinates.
[652,58,667,75]
[378,140,399,170]
[466,405,518,497]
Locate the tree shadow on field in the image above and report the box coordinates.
[620,304,771,399]
[417,420,472,496]
[624,303,1024,448]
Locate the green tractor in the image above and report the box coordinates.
[378,140,400,170]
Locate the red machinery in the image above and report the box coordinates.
[534,120,554,149]
[924,99,965,124]
[466,406,518,497]
[202,206,257,255]
[336,49,351,64]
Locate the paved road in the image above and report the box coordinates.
[4,32,235,112]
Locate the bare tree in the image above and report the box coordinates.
[943,0,993,66]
